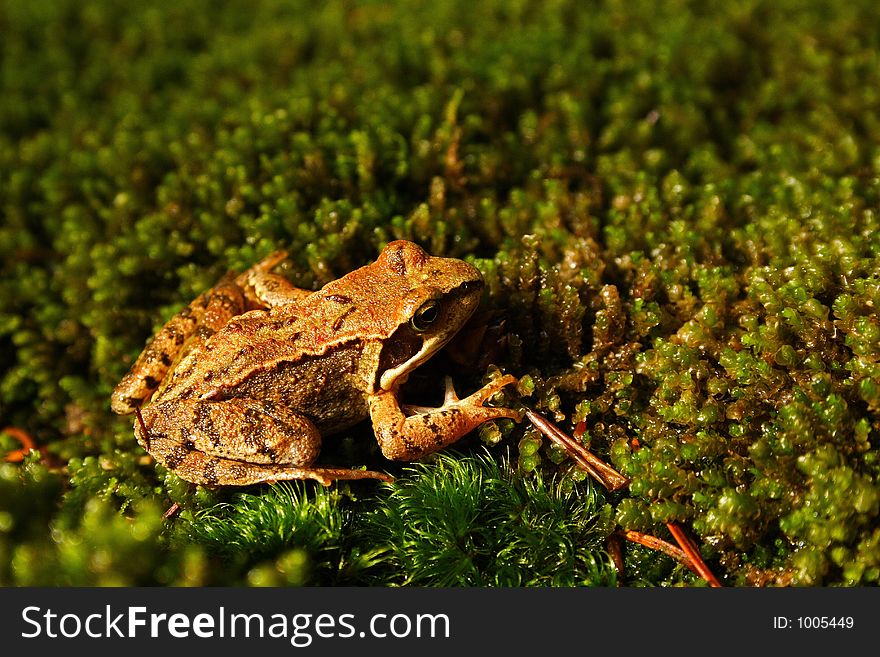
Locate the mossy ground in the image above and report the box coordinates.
[2,0,879,586]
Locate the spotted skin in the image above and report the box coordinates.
[111,290,213,415]
[111,254,306,415]
[155,398,320,463]
[136,422,389,486]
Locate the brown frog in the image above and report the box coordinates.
[111,240,521,485]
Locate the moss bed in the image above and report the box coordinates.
[2,0,879,586]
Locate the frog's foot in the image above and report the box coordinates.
[248,250,289,273]
[461,374,521,411]
[403,375,516,415]
[405,374,522,417]
[371,374,522,462]
[151,445,390,487]
[265,466,394,486]
[235,250,315,309]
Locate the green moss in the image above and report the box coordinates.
[355,453,617,586]
[178,482,355,586]
[2,0,879,586]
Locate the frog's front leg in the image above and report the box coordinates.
[138,397,392,485]
[369,374,522,461]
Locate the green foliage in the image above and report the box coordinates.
[179,483,354,586]
[0,455,208,585]
[2,0,879,586]
[356,453,617,586]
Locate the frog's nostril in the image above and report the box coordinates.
[459,279,482,293]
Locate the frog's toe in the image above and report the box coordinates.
[443,376,460,404]
[471,373,519,404]
[254,250,289,270]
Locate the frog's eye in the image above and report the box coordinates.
[411,300,440,332]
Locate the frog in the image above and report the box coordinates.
[111,240,522,486]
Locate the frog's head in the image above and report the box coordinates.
[375,241,484,392]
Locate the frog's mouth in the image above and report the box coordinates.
[377,280,482,392]
[378,332,455,392]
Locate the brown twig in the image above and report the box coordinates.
[525,410,629,491]
[622,529,696,571]
[607,533,626,583]
[624,527,722,586]
[625,433,722,586]
[517,402,722,585]
[666,522,722,587]
[2,426,38,462]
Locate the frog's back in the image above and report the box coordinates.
[154,270,403,401]
[153,240,477,420]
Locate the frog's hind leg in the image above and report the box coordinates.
[138,398,392,486]
[111,272,246,415]
[235,251,314,309]
[113,253,311,416]
[144,441,391,487]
